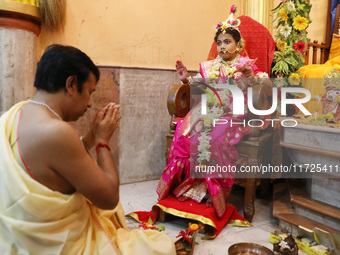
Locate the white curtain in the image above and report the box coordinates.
[244,0,273,33]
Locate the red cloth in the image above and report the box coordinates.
[231,16,276,129]
[238,15,276,75]
[172,117,182,127]
[129,196,251,239]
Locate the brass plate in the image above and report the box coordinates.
[228,242,274,255]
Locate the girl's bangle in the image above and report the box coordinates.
[181,77,191,85]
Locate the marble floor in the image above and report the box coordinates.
[120,180,280,255]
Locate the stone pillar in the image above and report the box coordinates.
[0,1,41,115]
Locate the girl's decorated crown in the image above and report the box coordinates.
[215,5,241,33]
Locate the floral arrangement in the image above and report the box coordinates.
[273,234,299,255]
[175,223,202,253]
[138,217,165,231]
[271,0,312,87]
[302,112,336,123]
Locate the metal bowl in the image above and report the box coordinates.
[228,242,274,255]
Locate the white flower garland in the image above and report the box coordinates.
[206,55,239,80]
[196,55,240,165]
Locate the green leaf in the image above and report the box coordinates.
[271,2,283,12]
[185,246,192,252]
[155,225,165,231]
[271,14,279,24]
[148,217,153,224]
[296,1,303,11]
[285,58,298,67]
[290,92,304,97]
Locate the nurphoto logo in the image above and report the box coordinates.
[200,83,312,128]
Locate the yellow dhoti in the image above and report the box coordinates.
[0,102,175,255]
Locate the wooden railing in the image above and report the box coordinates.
[304,40,330,65]
[302,1,339,65]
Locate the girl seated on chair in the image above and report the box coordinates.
[157,5,270,219]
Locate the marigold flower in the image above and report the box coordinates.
[204,119,211,125]
[293,16,308,30]
[277,40,287,52]
[288,73,301,86]
[279,8,288,22]
[326,112,334,120]
[190,224,199,231]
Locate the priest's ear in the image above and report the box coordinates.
[65,75,78,96]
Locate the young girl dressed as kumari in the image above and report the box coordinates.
[157,5,269,219]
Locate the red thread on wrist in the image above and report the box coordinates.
[96,142,111,154]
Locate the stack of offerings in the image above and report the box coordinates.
[269,227,338,255]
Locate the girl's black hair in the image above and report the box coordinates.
[214,27,241,43]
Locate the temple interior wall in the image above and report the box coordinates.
[0,0,330,184]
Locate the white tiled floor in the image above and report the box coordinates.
[120,180,279,255]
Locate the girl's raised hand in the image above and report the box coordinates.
[176,60,189,83]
